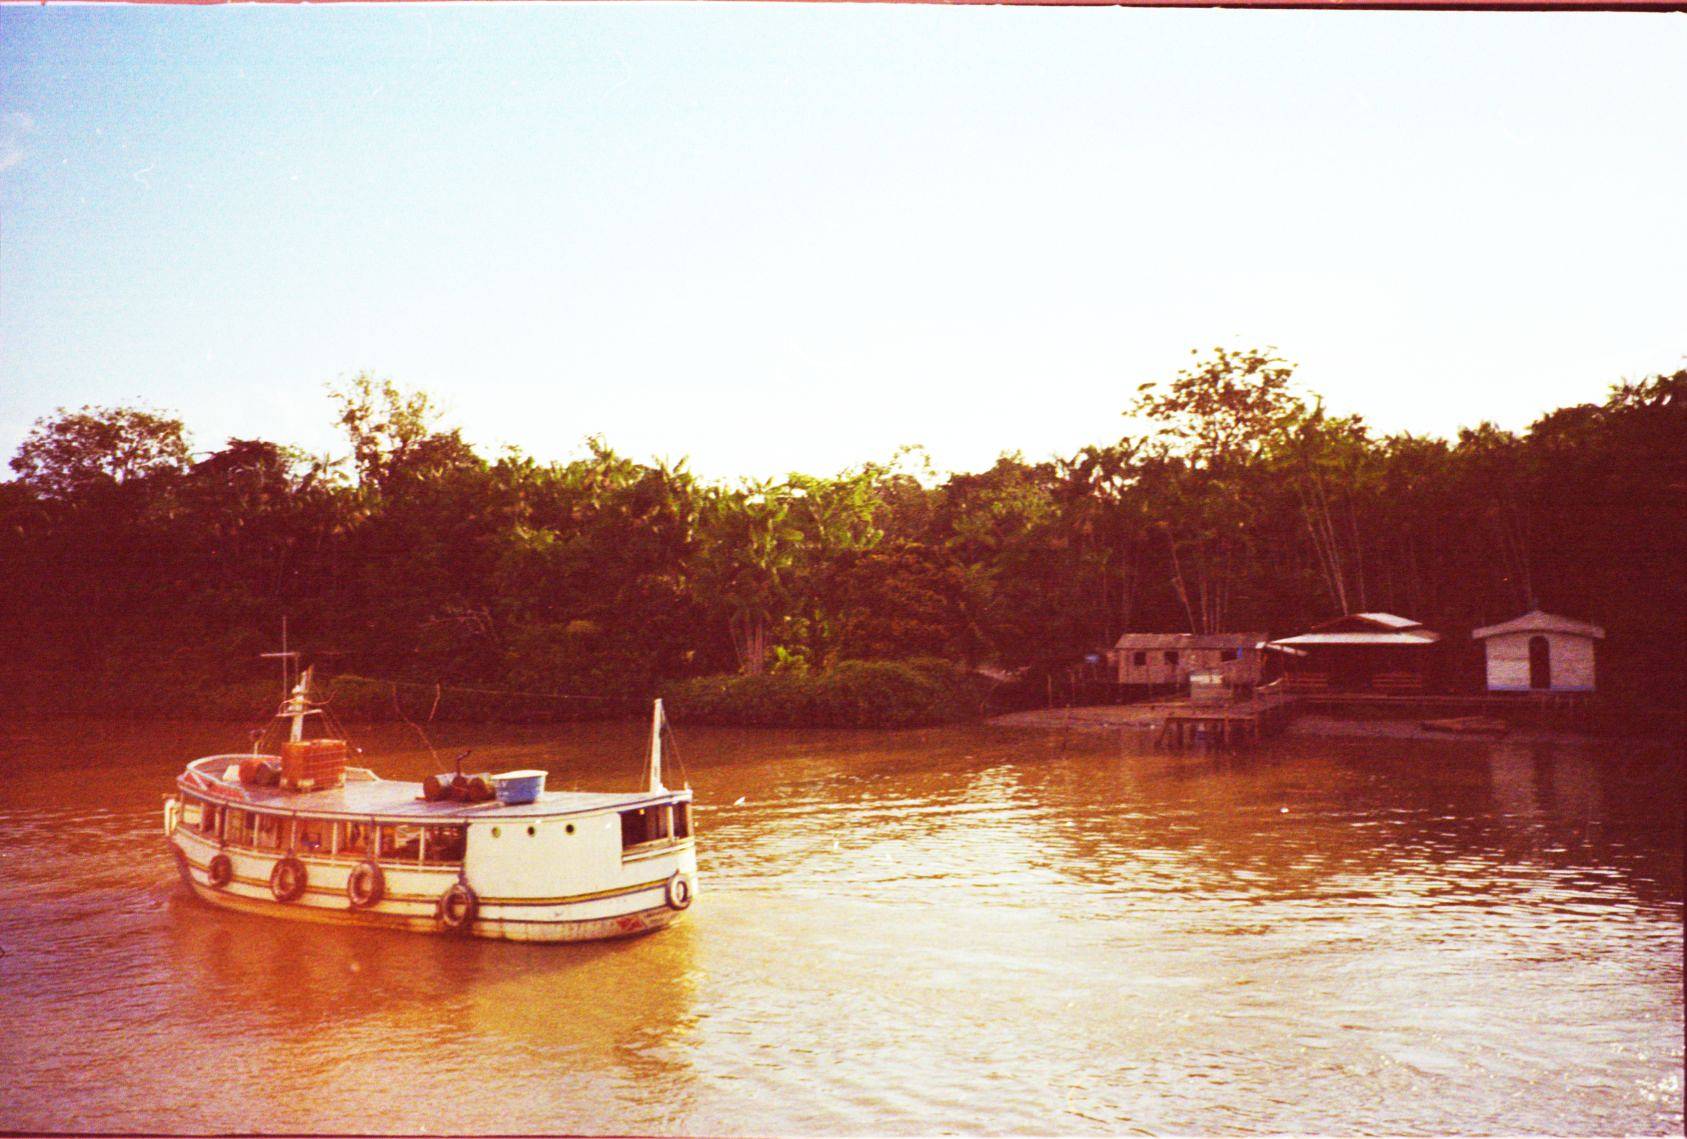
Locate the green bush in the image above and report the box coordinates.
[662,659,987,728]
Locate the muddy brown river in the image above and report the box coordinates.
[0,718,1680,1134]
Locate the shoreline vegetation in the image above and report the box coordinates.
[3,354,1682,732]
[662,659,989,728]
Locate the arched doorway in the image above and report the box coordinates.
[1528,635,1551,690]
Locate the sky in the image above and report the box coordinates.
[2,5,1684,482]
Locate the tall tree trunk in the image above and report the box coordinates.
[1164,530,1199,634]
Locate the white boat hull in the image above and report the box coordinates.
[169,828,696,943]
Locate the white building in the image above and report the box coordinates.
[1471,610,1604,693]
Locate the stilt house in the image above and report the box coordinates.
[1471,610,1603,694]
[1268,612,1441,694]
[1108,632,1268,688]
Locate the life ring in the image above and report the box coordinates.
[665,871,694,911]
[346,860,385,910]
[270,856,308,903]
[438,881,478,933]
[207,853,234,890]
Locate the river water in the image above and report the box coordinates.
[0,718,1680,1135]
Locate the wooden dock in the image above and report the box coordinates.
[1156,694,1298,749]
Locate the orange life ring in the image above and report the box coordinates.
[270,856,308,903]
[346,860,385,909]
[438,881,478,932]
[207,853,234,889]
[665,871,694,911]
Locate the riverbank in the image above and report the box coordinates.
[988,701,1647,745]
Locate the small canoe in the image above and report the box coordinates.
[1420,716,1509,736]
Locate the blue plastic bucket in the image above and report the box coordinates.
[491,769,547,805]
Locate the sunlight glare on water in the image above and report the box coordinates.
[0,719,1680,1134]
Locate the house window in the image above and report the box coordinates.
[621,805,670,849]
[1164,651,1180,666]
[1132,651,1147,667]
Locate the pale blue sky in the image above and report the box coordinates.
[2,5,1683,480]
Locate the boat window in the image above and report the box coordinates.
[339,822,372,858]
[621,806,670,849]
[296,817,331,855]
[1132,651,1147,667]
[254,813,288,851]
[379,824,422,864]
[181,798,204,830]
[197,800,222,837]
[672,802,691,840]
[226,809,256,847]
[421,825,466,864]
[1164,650,1180,666]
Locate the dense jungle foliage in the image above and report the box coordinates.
[2,351,1681,722]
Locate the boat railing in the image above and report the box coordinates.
[184,754,382,784]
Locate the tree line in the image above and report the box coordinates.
[2,351,1681,717]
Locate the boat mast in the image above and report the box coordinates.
[648,698,666,793]
[283,667,315,743]
[260,617,301,719]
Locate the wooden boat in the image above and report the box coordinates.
[163,670,697,941]
[1420,715,1509,736]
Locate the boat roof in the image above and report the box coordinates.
[180,755,684,821]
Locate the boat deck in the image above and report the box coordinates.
[183,755,675,820]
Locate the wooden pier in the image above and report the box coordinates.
[1156,694,1298,749]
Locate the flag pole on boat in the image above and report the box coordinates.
[648,698,666,793]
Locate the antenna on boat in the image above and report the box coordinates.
[260,617,300,704]
[648,698,666,793]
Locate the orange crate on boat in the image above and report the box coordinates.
[281,738,347,790]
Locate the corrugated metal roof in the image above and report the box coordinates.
[1269,630,1442,646]
[1352,612,1422,629]
[1112,632,1268,650]
[1472,609,1605,640]
[1308,611,1426,634]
